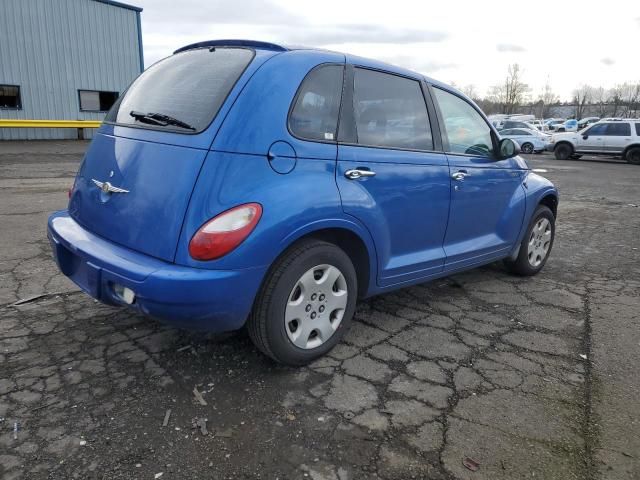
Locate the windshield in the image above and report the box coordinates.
[105,47,254,133]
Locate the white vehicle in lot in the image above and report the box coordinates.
[547,119,640,164]
[500,128,549,153]
[529,119,547,131]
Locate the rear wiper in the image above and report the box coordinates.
[129,111,196,131]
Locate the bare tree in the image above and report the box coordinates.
[608,85,624,117]
[592,87,608,117]
[489,64,530,114]
[462,84,479,101]
[573,85,592,119]
[537,78,558,118]
[627,83,640,117]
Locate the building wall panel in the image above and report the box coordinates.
[0,0,142,140]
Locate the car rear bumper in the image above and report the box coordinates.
[47,210,266,331]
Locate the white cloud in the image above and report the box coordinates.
[133,0,640,100]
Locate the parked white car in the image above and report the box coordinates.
[529,119,547,131]
[500,128,550,154]
[555,119,579,132]
[547,120,640,164]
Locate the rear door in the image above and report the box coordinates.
[603,122,632,154]
[336,67,450,287]
[430,86,526,271]
[576,123,606,152]
[70,47,257,262]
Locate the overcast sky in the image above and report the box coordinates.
[133,0,640,101]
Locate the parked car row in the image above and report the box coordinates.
[499,128,551,153]
[494,117,605,134]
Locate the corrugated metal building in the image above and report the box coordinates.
[0,0,143,140]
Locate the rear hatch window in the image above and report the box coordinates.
[105,47,254,133]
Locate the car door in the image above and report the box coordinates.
[430,86,527,271]
[603,122,632,154]
[336,66,450,287]
[576,123,607,152]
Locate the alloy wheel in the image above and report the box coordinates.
[527,218,552,267]
[284,264,348,349]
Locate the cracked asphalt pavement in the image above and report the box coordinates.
[1,141,639,479]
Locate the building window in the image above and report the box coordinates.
[0,85,21,109]
[79,90,119,112]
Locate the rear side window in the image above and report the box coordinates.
[289,65,343,141]
[106,48,254,133]
[605,123,631,136]
[353,69,433,150]
[433,87,493,156]
[636,124,640,136]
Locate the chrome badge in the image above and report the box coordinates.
[92,179,129,194]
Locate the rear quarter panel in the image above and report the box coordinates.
[174,49,378,289]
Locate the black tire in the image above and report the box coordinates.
[247,239,357,366]
[521,142,534,154]
[504,205,555,276]
[626,147,640,165]
[554,143,573,160]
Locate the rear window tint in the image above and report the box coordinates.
[106,48,254,133]
[289,65,343,142]
[606,123,631,136]
[353,69,433,150]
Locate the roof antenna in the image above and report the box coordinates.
[209,47,216,52]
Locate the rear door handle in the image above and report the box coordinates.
[345,169,376,180]
[451,170,469,181]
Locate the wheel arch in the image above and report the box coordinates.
[539,193,558,218]
[554,141,574,152]
[622,143,640,159]
[274,220,378,299]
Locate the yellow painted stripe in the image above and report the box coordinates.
[0,119,102,128]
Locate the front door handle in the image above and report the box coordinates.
[345,169,376,180]
[451,170,469,181]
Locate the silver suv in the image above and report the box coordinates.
[547,119,640,165]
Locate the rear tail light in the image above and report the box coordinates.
[188,203,263,260]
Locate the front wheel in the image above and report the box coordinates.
[554,143,573,160]
[504,205,555,276]
[247,239,357,365]
[521,142,534,154]
[626,147,640,165]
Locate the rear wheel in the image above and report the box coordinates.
[247,239,357,366]
[626,147,640,165]
[554,143,573,160]
[521,142,534,154]
[504,205,555,276]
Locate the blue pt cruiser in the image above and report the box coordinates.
[48,40,558,365]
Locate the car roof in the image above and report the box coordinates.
[173,39,449,88]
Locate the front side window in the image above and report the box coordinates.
[605,123,631,136]
[353,69,433,150]
[635,123,640,136]
[106,47,254,133]
[79,90,118,112]
[433,87,493,156]
[0,85,21,109]
[585,123,607,135]
[289,65,343,141]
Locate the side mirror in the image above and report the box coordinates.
[498,138,520,159]
[582,134,588,140]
